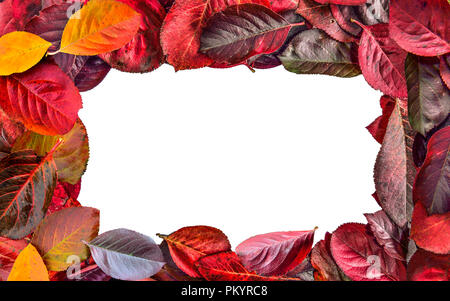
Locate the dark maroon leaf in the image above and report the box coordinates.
[25,2,74,52]
[407,248,450,281]
[73,56,111,92]
[406,54,450,137]
[330,5,362,37]
[441,54,450,89]
[364,210,407,261]
[200,4,295,65]
[315,0,366,4]
[413,126,450,215]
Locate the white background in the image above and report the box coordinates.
[78,64,382,247]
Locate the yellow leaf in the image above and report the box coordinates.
[59,0,141,55]
[0,31,52,76]
[7,244,50,281]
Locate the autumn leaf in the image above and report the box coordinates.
[31,207,99,271]
[7,244,49,281]
[373,100,416,228]
[194,251,290,281]
[410,202,450,255]
[356,22,408,99]
[235,229,315,276]
[160,0,270,70]
[330,223,406,281]
[407,249,449,281]
[158,226,231,278]
[405,54,450,137]
[0,60,82,136]
[366,95,396,144]
[47,181,82,215]
[278,29,361,77]
[0,108,24,152]
[330,5,362,37]
[364,210,407,261]
[0,237,28,281]
[0,31,52,76]
[311,232,349,281]
[0,149,58,239]
[269,0,299,13]
[59,0,141,55]
[441,54,450,89]
[296,0,356,43]
[200,4,296,65]
[0,0,42,36]
[389,0,450,57]
[86,229,165,281]
[315,0,366,4]
[13,119,89,185]
[99,0,166,73]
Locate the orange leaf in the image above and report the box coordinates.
[59,0,141,55]
[0,31,51,75]
[7,244,49,281]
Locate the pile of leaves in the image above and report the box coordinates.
[0,0,449,281]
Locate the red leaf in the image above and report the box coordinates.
[235,229,315,276]
[0,0,42,35]
[297,0,356,43]
[269,0,299,13]
[407,249,449,281]
[194,251,288,281]
[366,95,396,144]
[330,223,407,281]
[311,232,348,281]
[0,237,28,281]
[330,5,362,37]
[364,210,407,261]
[374,100,415,228]
[160,0,270,70]
[158,226,231,278]
[389,0,450,57]
[200,4,295,65]
[441,54,450,89]
[47,181,82,215]
[413,126,450,215]
[0,108,24,152]
[357,22,408,99]
[0,61,82,136]
[410,202,450,255]
[315,0,367,4]
[99,0,166,73]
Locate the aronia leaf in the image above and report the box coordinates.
[413,127,450,215]
[373,100,416,228]
[310,232,348,281]
[278,29,360,77]
[235,229,315,276]
[330,223,406,281]
[0,149,57,239]
[410,202,450,255]
[315,0,367,4]
[13,119,89,185]
[158,226,231,278]
[7,244,49,281]
[0,0,42,36]
[86,229,165,281]
[0,60,82,135]
[160,0,270,70]
[31,207,99,271]
[389,0,450,57]
[356,22,408,99]
[405,54,450,137]
[200,4,295,65]
[59,0,141,55]
[0,31,52,76]
[407,249,450,281]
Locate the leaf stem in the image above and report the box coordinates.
[47,49,61,56]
